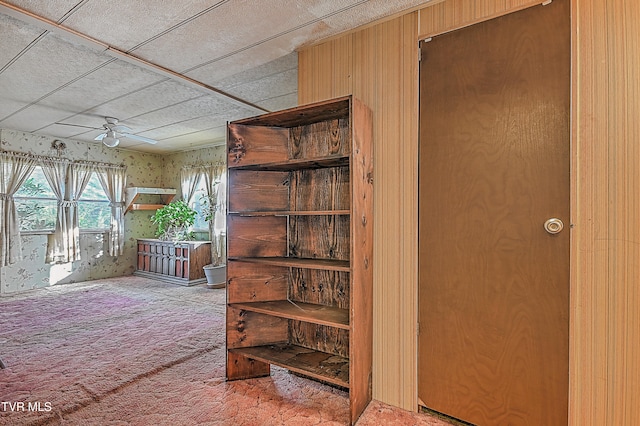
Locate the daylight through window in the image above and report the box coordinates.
[78,172,111,230]
[14,166,111,232]
[190,176,209,231]
[14,166,56,231]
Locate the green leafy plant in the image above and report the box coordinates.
[150,200,197,241]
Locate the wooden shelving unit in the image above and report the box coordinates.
[225,95,373,425]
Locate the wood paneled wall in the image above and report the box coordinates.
[571,0,640,424]
[417,0,542,38]
[299,0,640,423]
[299,14,419,409]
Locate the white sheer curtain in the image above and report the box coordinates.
[95,164,127,257]
[41,159,93,263]
[40,158,66,263]
[0,151,37,266]
[180,165,202,204]
[65,163,93,262]
[203,163,226,264]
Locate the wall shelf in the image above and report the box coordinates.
[124,187,176,214]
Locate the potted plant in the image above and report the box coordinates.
[150,200,197,241]
[201,193,226,289]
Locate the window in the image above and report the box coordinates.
[14,166,110,232]
[14,167,56,231]
[213,172,226,235]
[187,172,226,233]
[190,176,209,231]
[78,173,110,230]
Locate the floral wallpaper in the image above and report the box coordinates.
[0,128,226,295]
[162,144,227,240]
[163,144,227,198]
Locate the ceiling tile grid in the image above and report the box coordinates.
[0,0,434,153]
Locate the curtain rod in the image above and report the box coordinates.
[0,149,125,169]
[181,161,225,170]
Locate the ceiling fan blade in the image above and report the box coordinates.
[121,133,158,145]
[111,124,132,133]
[94,133,107,141]
[55,122,102,130]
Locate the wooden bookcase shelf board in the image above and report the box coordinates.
[124,187,176,214]
[229,345,349,388]
[229,156,349,171]
[229,210,350,216]
[230,300,349,329]
[227,257,350,271]
[225,95,373,425]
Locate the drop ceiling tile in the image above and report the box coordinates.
[131,0,364,74]
[223,68,297,104]
[258,92,298,113]
[125,95,242,133]
[37,60,169,120]
[53,0,220,52]
[46,123,105,141]
[0,31,110,104]
[215,52,297,90]
[158,125,227,146]
[139,105,253,142]
[74,84,212,133]
[0,98,28,123]
[0,102,97,135]
[0,14,44,67]
[324,0,438,29]
[184,30,303,86]
[4,1,85,22]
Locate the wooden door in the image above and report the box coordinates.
[418,1,570,425]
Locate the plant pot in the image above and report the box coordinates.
[203,264,226,289]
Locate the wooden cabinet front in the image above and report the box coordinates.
[135,239,211,286]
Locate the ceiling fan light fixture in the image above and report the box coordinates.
[102,130,120,147]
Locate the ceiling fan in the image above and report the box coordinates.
[55,117,158,147]
[94,117,157,147]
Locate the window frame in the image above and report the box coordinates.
[76,172,111,232]
[13,166,111,233]
[14,166,57,233]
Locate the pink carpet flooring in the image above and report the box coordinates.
[0,276,450,425]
